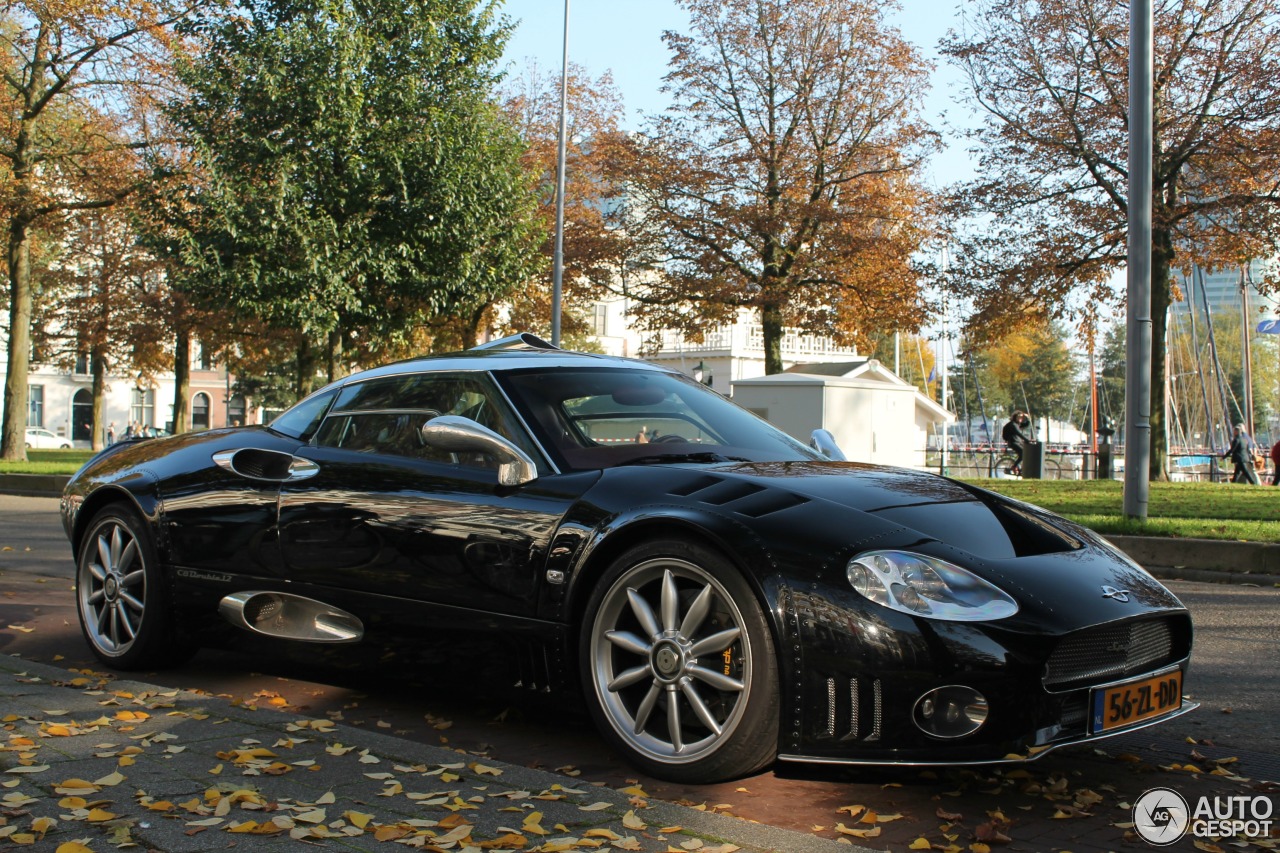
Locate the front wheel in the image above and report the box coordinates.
[580,539,779,782]
[76,505,191,669]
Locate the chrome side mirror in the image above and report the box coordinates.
[810,429,846,461]
[421,415,538,487]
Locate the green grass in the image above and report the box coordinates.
[966,479,1280,542]
[0,448,94,475]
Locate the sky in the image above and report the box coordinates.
[496,0,978,185]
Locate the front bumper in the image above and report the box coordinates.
[776,584,1195,765]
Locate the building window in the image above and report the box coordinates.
[27,385,43,427]
[192,392,210,430]
[228,394,246,427]
[590,303,608,336]
[74,352,90,375]
[72,389,93,441]
[131,388,156,432]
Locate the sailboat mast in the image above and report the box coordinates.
[1241,266,1255,437]
[1188,270,1216,453]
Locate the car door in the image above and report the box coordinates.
[277,371,591,618]
[162,389,338,579]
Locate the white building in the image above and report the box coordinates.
[728,359,954,469]
[586,301,861,386]
[0,340,243,448]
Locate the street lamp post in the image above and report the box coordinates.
[1124,0,1153,518]
[551,0,570,347]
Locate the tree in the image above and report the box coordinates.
[0,0,196,460]
[615,0,938,375]
[44,204,170,449]
[497,62,630,339]
[867,332,936,395]
[948,347,1010,442]
[155,0,541,398]
[986,322,1078,426]
[941,0,1280,480]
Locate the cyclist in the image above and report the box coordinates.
[1001,410,1034,476]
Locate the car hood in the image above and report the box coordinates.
[625,460,1185,631]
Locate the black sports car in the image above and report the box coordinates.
[61,334,1194,782]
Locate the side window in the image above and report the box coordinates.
[315,373,539,469]
[269,389,337,440]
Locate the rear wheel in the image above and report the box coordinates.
[76,505,191,669]
[580,538,778,782]
[995,452,1021,478]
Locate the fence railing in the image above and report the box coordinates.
[919,445,1274,483]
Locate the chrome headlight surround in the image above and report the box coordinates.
[846,550,1018,621]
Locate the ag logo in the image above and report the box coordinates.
[1133,787,1190,845]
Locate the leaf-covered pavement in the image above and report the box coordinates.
[0,662,845,853]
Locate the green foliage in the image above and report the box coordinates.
[156,0,542,356]
[947,349,1010,438]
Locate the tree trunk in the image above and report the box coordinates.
[327,329,342,383]
[91,345,108,451]
[173,330,191,433]
[1,220,33,462]
[1150,223,1175,482]
[760,304,784,376]
[295,335,317,400]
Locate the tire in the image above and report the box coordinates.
[580,538,779,783]
[76,504,191,669]
[995,453,1020,478]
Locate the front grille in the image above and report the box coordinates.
[1044,619,1175,690]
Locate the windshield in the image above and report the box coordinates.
[497,367,822,471]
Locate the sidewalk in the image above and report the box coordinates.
[0,656,859,853]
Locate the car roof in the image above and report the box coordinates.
[326,337,676,391]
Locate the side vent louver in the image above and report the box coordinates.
[666,475,809,519]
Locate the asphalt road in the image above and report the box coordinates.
[2,493,1277,852]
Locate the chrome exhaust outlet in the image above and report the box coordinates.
[219,591,363,643]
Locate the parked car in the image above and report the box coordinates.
[25,427,72,449]
[60,335,1195,782]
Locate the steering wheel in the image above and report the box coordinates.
[653,434,688,443]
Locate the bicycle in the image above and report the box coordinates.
[994,451,1022,478]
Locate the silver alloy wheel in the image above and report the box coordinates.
[79,519,147,656]
[589,557,752,766]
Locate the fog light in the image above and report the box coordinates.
[912,686,988,739]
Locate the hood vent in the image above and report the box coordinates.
[666,474,809,519]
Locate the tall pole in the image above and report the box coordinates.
[1241,267,1254,436]
[1124,0,1153,518]
[1090,337,1098,457]
[551,0,570,347]
[939,246,949,474]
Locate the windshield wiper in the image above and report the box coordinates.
[618,452,749,466]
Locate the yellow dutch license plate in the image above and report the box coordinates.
[1091,670,1182,734]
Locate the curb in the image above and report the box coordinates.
[1100,532,1280,578]
[0,473,70,497]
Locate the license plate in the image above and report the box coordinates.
[1091,670,1183,734]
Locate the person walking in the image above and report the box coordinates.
[106,422,116,446]
[1270,437,1280,486]
[1223,423,1261,485]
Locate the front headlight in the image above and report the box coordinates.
[846,550,1018,621]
